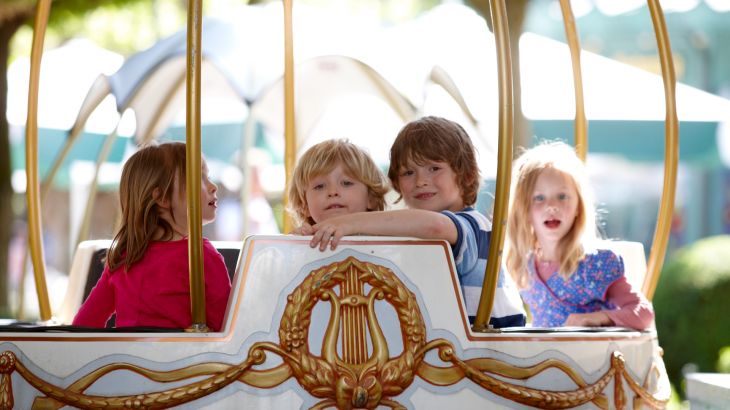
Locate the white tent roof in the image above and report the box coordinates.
[519,32,730,121]
[7,38,123,132]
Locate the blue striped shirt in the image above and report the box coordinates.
[442,208,526,328]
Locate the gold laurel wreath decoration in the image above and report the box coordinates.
[277,256,427,409]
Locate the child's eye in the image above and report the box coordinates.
[342,180,354,187]
[558,193,568,200]
[400,170,414,177]
[429,165,441,172]
[311,183,324,190]
[533,194,545,202]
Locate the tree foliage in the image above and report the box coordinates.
[654,235,730,395]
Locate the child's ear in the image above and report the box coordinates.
[367,194,377,211]
[153,187,169,209]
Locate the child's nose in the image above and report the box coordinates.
[327,189,339,197]
[546,200,558,212]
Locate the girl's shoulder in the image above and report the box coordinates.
[579,246,624,280]
[583,241,623,262]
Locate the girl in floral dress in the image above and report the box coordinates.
[505,142,653,329]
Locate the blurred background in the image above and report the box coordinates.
[1,0,729,406]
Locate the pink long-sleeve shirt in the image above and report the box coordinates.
[73,238,231,331]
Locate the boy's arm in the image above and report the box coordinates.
[309,209,458,251]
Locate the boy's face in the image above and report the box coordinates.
[305,163,371,223]
[396,159,464,212]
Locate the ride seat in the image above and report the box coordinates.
[599,240,647,291]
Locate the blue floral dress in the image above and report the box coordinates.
[520,249,624,327]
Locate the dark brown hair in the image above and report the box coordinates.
[388,116,479,206]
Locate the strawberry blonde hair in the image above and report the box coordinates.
[287,139,388,226]
[505,141,597,288]
[107,142,187,272]
[388,116,479,206]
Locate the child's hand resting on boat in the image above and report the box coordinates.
[564,311,613,327]
[291,222,314,236]
[309,215,358,251]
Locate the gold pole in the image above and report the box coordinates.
[282,0,296,233]
[186,0,207,331]
[642,0,678,300]
[25,0,53,322]
[558,0,588,161]
[473,0,513,332]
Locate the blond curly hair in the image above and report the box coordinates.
[287,139,388,227]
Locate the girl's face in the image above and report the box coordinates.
[397,159,463,212]
[166,159,218,238]
[305,163,371,223]
[529,167,579,251]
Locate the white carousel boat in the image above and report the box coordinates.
[1,235,669,409]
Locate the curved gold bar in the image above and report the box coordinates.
[559,0,588,160]
[185,0,207,330]
[74,130,119,249]
[473,0,513,331]
[140,72,188,145]
[283,0,296,233]
[643,0,678,300]
[40,76,111,203]
[25,0,53,322]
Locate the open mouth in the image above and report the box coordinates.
[209,199,217,208]
[326,204,345,210]
[415,192,435,200]
[544,219,561,229]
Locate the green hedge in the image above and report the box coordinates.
[654,235,730,394]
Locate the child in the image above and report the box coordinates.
[287,139,388,229]
[73,142,231,331]
[304,117,526,328]
[505,141,654,329]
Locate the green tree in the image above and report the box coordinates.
[654,235,730,395]
[0,0,150,317]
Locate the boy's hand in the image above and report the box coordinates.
[291,223,314,235]
[564,311,613,327]
[309,217,356,251]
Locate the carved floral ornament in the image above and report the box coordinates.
[1,256,668,409]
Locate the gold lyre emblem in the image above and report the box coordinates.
[278,256,425,409]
